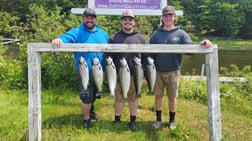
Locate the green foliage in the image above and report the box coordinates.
[220,82,252,118]
[0,12,20,38]
[97,15,121,36]
[1,0,252,39]
[0,0,85,22]
[219,65,252,117]
[0,46,26,90]
[26,4,81,42]
[179,65,252,119]
[220,64,251,77]
[236,0,252,39]
[135,16,160,41]
[179,78,208,104]
[211,1,244,37]
[182,0,246,38]
[182,0,213,35]
[0,3,83,90]
[41,52,78,90]
[0,51,8,86]
[203,37,252,48]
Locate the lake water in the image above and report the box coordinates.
[4,47,252,75]
[181,49,252,75]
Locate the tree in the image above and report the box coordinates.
[211,1,245,38]
[236,0,252,39]
[182,0,248,38]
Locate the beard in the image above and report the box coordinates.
[123,26,133,32]
[84,22,95,30]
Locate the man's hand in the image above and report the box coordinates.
[51,38,63,46]
[200,39,212,48]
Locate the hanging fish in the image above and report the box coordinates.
[78,56,89,91]
[146,56,156,95]
[133,56,144,98]
[105,56,117,99]
[92,57,103,97]
[118,57,130,101]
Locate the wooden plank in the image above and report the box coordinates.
[205,48,222,141]
[182,76,247,83]
[28,43,215,53]
[28,46,42,141]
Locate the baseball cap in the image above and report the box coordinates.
[121,10,135,19]
[162,6,176,15]
[83,8,96,17]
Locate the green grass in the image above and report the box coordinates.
[195,37,252,49]
[1,87,251,141]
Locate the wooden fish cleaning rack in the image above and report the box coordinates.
[28,43,221,141]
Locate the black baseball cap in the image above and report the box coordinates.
[83,8,97,17]
[162,6,176,16]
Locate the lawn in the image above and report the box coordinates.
[0,88,251,141]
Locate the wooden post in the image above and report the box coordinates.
[28,46,42,141]
[205,47,222,141]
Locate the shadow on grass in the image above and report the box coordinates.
[42,114,83,129]
[41,114,161,140]
[19,130,29,141]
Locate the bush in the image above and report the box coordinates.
[179,65,252,118]
[219,65,252,117]
[0,46,25,90]
[179,78,207,104]
[41,52,78,90]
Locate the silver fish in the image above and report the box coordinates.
[105,56,117,99]
[78,56,89,91]
[146,56,156,95]
[133,56,144,98]
[118,57,130,100]
[92,57,103,96]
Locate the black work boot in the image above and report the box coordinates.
[83,119,92,129]
[90,104,99,120]
[129,121,137,131]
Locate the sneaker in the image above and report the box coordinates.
[96,92,103,98]
[83,119,92,129]
[112,120,121,126]
[96,94,101,99]
[152,121,162,129]
[90,112,99,120]
[129,121,137,131]
[168,122,176,130]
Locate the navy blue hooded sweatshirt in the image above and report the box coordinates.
[150,26,192,71]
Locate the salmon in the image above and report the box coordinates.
[118,57,130,101]
[133,56,144,98]
[92,57,103,97]
[78,56,89,91]
[105,56,117,99]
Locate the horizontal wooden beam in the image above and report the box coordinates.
[28,43,215,54]
[182,76,247,83]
